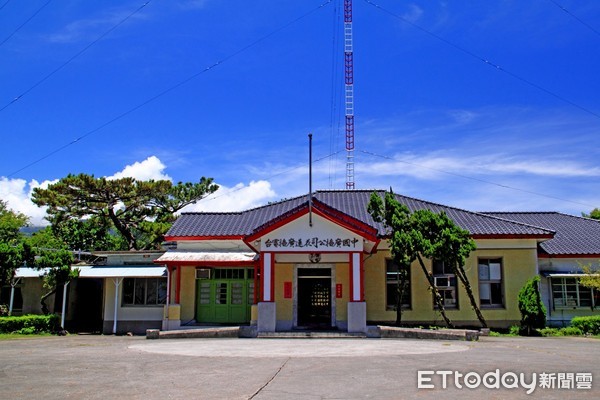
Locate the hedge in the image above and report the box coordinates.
[0,314,60,334]
[571,315,600,335]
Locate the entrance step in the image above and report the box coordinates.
[257,331,366,339]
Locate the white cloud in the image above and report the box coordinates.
[107,156,171,181]
[48,7,149,44]
[0,156,171,226]
[357,152,600,180]
[402,4,424,23]
[183,180,277,213]
[0,177,56,226]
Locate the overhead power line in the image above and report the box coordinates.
[363,0,600,121]
[0,0,53,48]
[198,150,344,206]
[7,0,334,178]
[0,0,12,12]
[360,149,596,209]
[0,1,153,114]
[548,0,600,37]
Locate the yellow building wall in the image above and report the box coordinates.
[364,239,538,328]
[335,262,349,321]
[274,263,293,321]
[179,267,196,321]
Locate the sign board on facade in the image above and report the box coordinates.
[260,214,364,252]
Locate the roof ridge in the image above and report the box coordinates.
[479,211,558,215]
[180,211,243,216]
[389,192,557,232]
[477,213,556,234]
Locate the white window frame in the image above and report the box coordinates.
[122,277,167,307]
[386,259,411,310]
[478,258,504,308]
[551,277,595,309]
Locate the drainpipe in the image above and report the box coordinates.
[112,278,122,334]
[60,281,69,329]
[8,277,20,316]
[165,266,171,329]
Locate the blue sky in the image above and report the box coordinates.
[1,0,599,225]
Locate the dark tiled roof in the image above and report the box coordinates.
[167,190,553,239]
[482,212,600,256]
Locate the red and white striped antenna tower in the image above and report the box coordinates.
[344,0,355,189]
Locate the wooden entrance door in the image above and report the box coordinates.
[297,268,332,328]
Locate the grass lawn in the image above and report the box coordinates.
[0,333,54,340]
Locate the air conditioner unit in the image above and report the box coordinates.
[196,268,211,279]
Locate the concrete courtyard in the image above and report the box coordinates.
[0,335,598,399]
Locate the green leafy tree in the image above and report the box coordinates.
[415,210,487,328]
[367,191,415,325]
[518,276,546,335]
[368,191,453,327]
[0,199,28,244]
[368,190,483,328]
[51,217,127,251]
[578,263,600,301]
[34,249,77,315]
[582,208,600,220]
[0,200,31,296]
[32,173,218,250]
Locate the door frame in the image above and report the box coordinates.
[293,264,336,328]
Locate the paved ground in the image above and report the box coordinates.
[0,335,598,399]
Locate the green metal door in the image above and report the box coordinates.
[195,269,253,324]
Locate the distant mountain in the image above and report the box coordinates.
[20,226,45,236]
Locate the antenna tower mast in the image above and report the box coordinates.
[344,0,355,189]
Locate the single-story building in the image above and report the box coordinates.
[482,212,600,327]
[6,190,599,333]
[10,251,166,334]
[155,190,600,332]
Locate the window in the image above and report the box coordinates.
[552,278,596,309]
[432,260,458,308]
[0,285,23,314]
[386,259,411,310]
[478,258,503,307]
[214,268,246,280]
[122,278,167,306]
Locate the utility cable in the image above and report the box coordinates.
[198,150,343,205]
[360,149,596,209]
[548,0,600,37]
[363,0,600,121]
[7,0,334,178]
[0,1,153,114]
[0,0,12,12]
[0,0,52,48]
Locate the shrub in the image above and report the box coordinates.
[518,276,546,336]
[0,314,60,334]
[538,327,582,337]
[508,325,521,336]
[560,326,583,336]
[571,315,600,335]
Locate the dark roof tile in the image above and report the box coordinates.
[167,190,554,239]
[482,212,600,256]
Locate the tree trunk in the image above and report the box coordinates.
[453,263,487,328]
[107,208,137,250]
[416,254,453,328]
[40,287,57,315]
[395,277,409,326]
